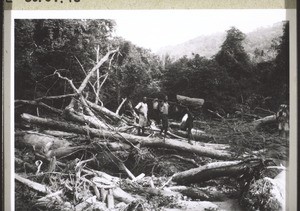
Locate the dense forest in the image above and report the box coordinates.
[15,19,288,115]
[14,19,289,211]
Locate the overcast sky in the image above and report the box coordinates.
[112,10,286,52]
[13,9,287,52]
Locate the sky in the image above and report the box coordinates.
[12,9,287,52]
[112,10,287,52]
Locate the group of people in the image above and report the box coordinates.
[134,96,194,143]
[134,96,289,143]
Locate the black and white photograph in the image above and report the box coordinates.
[12,10,293,210]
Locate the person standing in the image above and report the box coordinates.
[160,96,169,140]
[180,107,194,144]
[135,97,148,136]
[276,104,289,139]
[152,98,160,125]
[185,108,194,144]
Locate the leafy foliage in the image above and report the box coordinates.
[15,19,163,110]
[15,20,289,114]
[162,23,289,113]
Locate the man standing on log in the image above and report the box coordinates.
[135,97,148,136]
[160,96,169,140]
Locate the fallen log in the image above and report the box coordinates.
[21,113,232,159]
[168,186,210,200]
[172,159,268,185]
[87,100,122,122]
[42,130,78,138]
[65,104,110,129]
[15,174,50,193]
[15,100,63,115]
[252,115,277,129]
[16,132,71,154]
[176,95,204,108]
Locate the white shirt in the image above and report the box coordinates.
[160,102,169,115]
[135,102,148,117]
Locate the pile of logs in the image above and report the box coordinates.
[14,48,286,210]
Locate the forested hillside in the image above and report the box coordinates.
[157,22,284,63]
[14,19,289,211]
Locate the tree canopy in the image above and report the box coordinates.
[15,19,289,114]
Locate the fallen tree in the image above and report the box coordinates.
[176,95,205,109]
[21,113,232,159]
[172,158,271,185]
[252,115,277,129]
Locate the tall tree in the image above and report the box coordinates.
[215,27,251,80]
[15,19,116,103]
[215,27,255,105]
[266,21,289,108]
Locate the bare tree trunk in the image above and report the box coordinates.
[252,115,277,129]
[15,174,50,193]
[116,98,127,115]
[95,45,100,104]
[172,159,266,185]
[78,48,118,94]
[15,100,63,115]
[87,100,122,122]
[21,113,232,159]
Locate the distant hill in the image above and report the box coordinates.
[156,22,284,62]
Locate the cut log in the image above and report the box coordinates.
[172,159,267,185]
[252,115,277,129]
[21,113,232,159]
[176,95,204,108]
[16,132,71,154]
